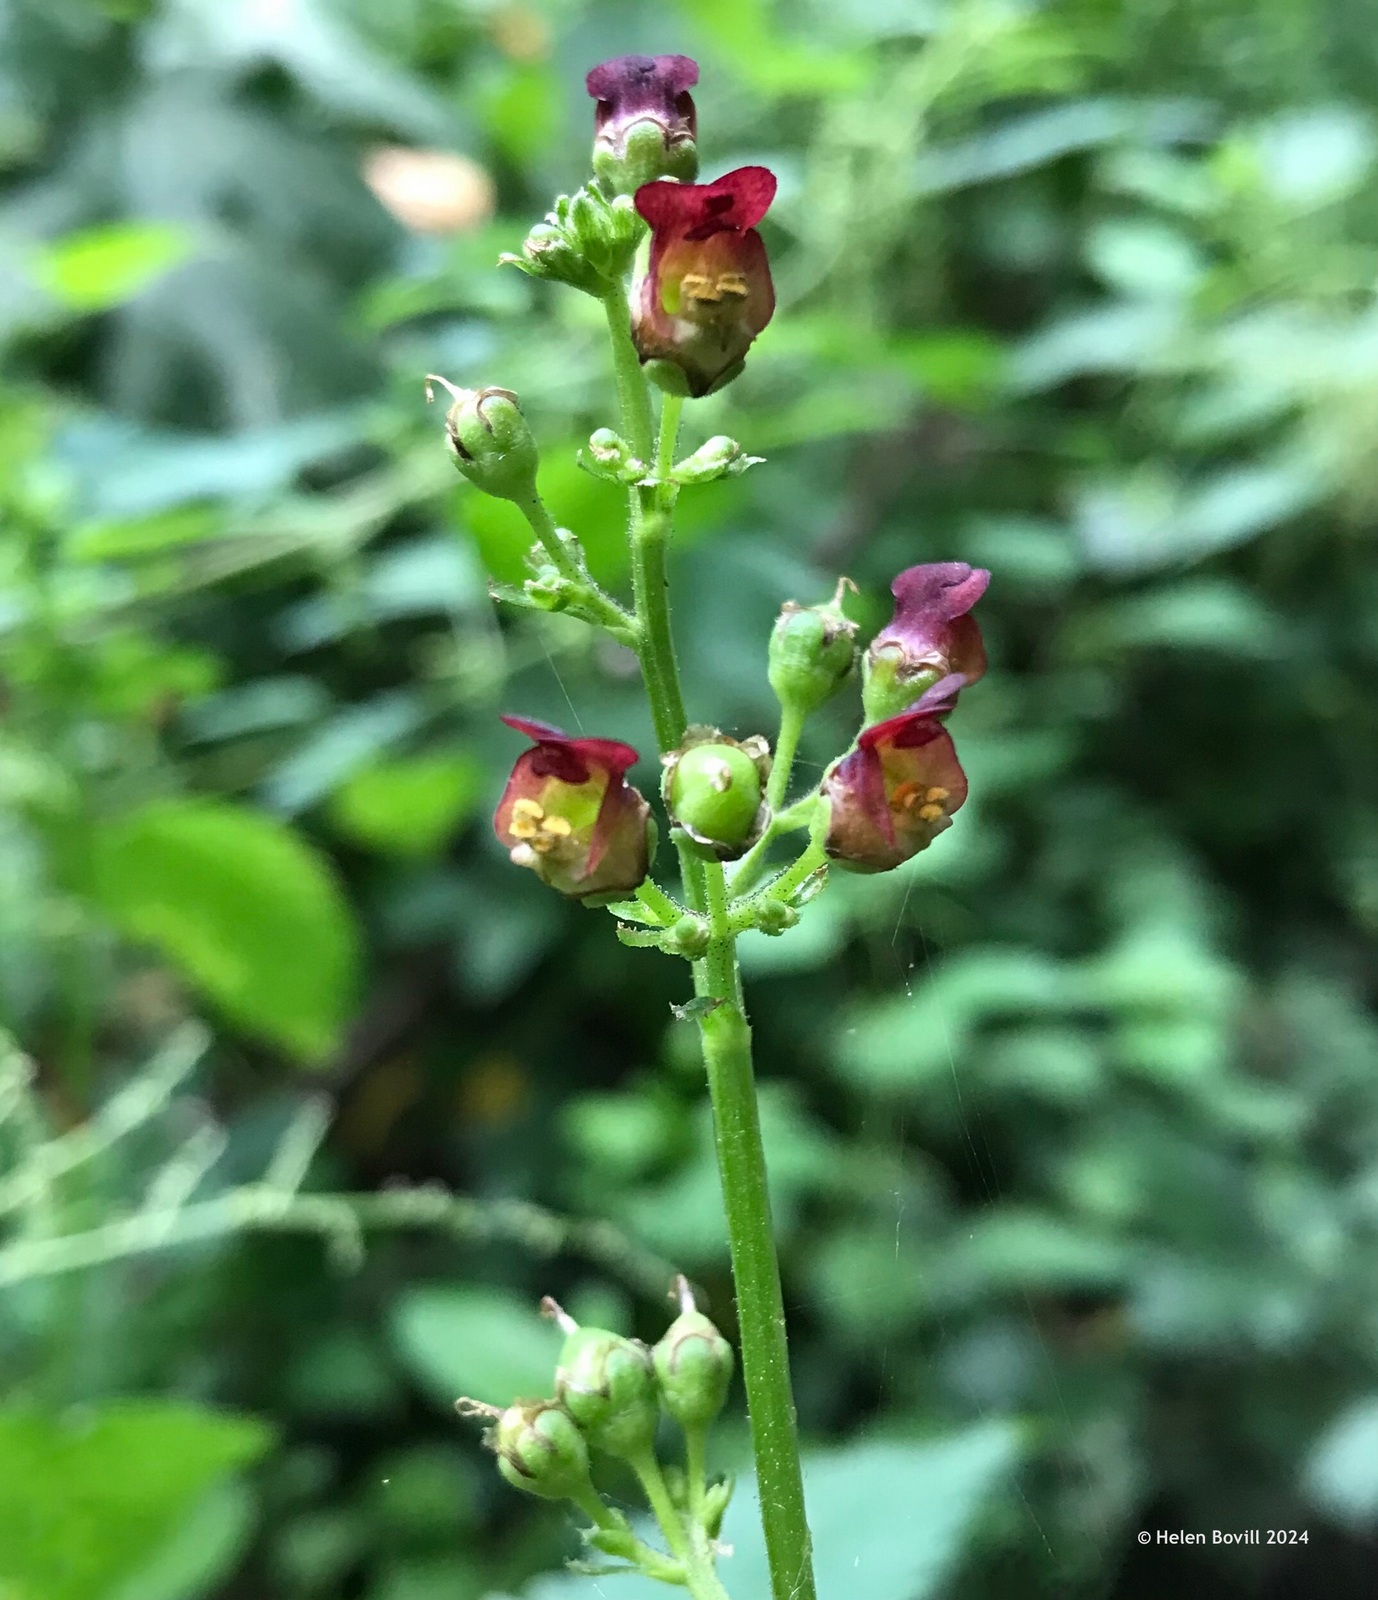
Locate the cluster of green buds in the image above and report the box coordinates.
[457,1279,736,1590]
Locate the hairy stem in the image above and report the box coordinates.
[603,280,656,463]
[516,493,584,584]
[516,495,632,633]
[657,392,684,479]
[696,861,815,1600]
[728,793,818,900]
[765,703,805,814]
[632,1448,690,1560]
[603,280,817,1600]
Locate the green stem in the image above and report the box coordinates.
[631,1448,690,1559]
[685,1422,708,1522]
[604,278,817,1600]
[573,1491,685,1584]
[517,496,632,633]
[516,493,583,583]
[694,860,815,1600]
[635,878,682,925]
[603,281,656,462]
[765,702,805,813]
[658,392,684,479]
[728,792,818,900]
[686,1556,734,1600]
[764,840,828,905]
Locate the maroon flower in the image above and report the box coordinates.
[632,166,777,397]
[861,562,990,723]
[586,55,699,190]
[495,716,652,899]
[822,676,969,873]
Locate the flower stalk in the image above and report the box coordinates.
[441,47,991,1600]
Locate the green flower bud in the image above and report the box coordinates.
[579,428,648,484]
[586,56,700,196]
[751,899,799,937]
[700,1475,734,1539]
[544,1299,659,1461]
[769,579,859,718]
[427,377,538,504]
[653,1277,734,1429]
[500,188,641,294]
[460,1397,593,1502]
[663,914,711,959]
[662,729,771,860]
[669,435,764,486]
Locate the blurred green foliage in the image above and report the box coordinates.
[2,0,1378,1595]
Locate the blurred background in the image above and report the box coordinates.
[4,0,1378,1596]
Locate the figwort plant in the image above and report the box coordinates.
[437,52,990,1600]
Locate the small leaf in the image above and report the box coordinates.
[90,798,359,1063]
[0,1401,273,1600]
[390,1287,559,1411]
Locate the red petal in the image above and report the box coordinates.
[585,54,698,104]
[635,165,778,237]
[500,714,640,779]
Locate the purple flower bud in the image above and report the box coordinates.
[495,716,652,900]
[632,167,777,397]
[861,562,989,724]
[586,54,699,192]
[822,677,969,873]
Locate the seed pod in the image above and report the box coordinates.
[662,727,771,860]
[545,1299,659,1461]
[653,1277,734,1429]
[768,579,859,718]
[427,377,539,504]
[461,1397,593,1502]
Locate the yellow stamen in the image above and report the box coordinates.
[507,799,574,857]
[682,271,750,304]
[917,803,944,822]
[925,786,950,803]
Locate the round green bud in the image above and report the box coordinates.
[654,1285,733,1429]
[555,1326,659,1461]
[491,1400,593,1501]
[427,378,539,504]
[667,743,763,854]
[752,899,799,937]
[769,588,858,718]
[663,914,711,960]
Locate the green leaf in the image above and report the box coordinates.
[390,1287,560,1411]
[108,1480,258,1600]
[0,1401,272,1600]
[515,1424,1021,1600]
[837,947,1076,1093]
[34,223,193,311]
[328,753,485,858]
[90,798,359,1063]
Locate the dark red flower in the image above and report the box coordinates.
[861,562,989,723]
[586,56,699,189]
[822,676,969,873]
[495,716,652,899]
[632,166,777,397]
